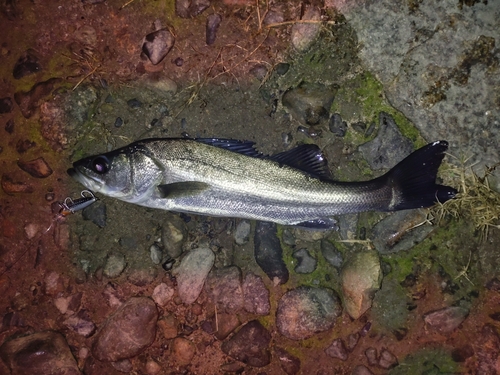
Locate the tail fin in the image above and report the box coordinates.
[384,140,457,211]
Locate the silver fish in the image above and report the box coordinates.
[67,138,456,229]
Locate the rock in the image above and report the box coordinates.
[14,78,62,118]
[5,118,14,134]
[142,28,175,65]
[158,314,178,339]
[161,214,187,258]
[371,278,410,334]
[372,210,433,254]
[242,272,270,315]
[82,200,106,228]
[321,240,343,268]
[293,248,317,274]
[0,97,13,114]
[103,253,126,279]
[221,320,271,367]
[234,220,251,245]
[175,246,215,304]
[212,313,240,340]
[92,297,158,361]
[127,267,157,286]
[150,243,163,265]
[423,306,469,333]
[145,359,162,375]
[171,337,195,366]
[176,0,210,18]
[17,157,53,178]
[0,312,26,333]
[16,139,36,153]
[346,333,360,351]
[0,331,82,375]
[254,221,289,285]
[206,14,222,45]
[63,310,96,338]
[127,98,142,108]
[352,365,374,375]
[358,112,413,170]
[205,266,244,313]
[275,347,301,375]
[291,5,321,52]
[73,25,97,46]
[329,113,347,137]
[379,348,398,369]
[341,251,382,319]
[365,347,378,366]
[282,82,336,126]
[1,174,33,194]
[39,99,69,151]
[54,293,82,315]
[325,338,348,361]
[13,49,41,79]
[44,271,65,296]
[152,283,175,307]
[276,286,342,340]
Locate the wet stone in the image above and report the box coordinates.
[329,113,347,137]
[423,306,469,334]
[114,117,123,127]
[171,337,195,366]
[276,286,342,340]
[152,283,175,307]
[275,62,290,76]
[142,29,175,65]
[0,175,30,195]
[0,331,82,375]
[242,272,271,315]
[205,266,244,313]
[17,157,53,178]
[293,248,317,274]
[325,338,348,361]
[14,78,62,119]
[212,313,239,340]
[162,213,187,258]
[275,347,301,375]
[254,221,289,285]
[321,239,343,268]
[234,220,251,245]
[150,243,163,265]
[221,320,271,368]
[127,98,142,108]
[365,347,378,366]
[175,246,214,304]
[206,13,222,45]
[92,297,158,362]
[0,97,13,114]
[13,49,41,79]
[103,253,126,279]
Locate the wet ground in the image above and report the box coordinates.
[1,0,500,374]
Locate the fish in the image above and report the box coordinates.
[67,138,456,229]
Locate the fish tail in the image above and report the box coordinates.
[384,140,457,210]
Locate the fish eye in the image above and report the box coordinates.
[91,156,109,174]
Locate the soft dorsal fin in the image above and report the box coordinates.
[269,144,332,179]
[194,138,262,157]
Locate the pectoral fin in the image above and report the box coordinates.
[158,181,210,198]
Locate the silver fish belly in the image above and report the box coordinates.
[68,138,456,228]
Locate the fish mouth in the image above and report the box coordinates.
[67,167,103,192]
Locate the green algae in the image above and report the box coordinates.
[389,347,461,375]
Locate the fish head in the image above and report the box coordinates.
[67,144,163,203]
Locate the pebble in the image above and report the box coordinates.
[103,253,126,279]
[17,157,53,178]
[13,49,41,79]
[92,297,158,361]
[346,333,360,351]
[291,4,321,51]
[127,98,142,108]
[329,113,347,137]
[0,331,81,374]
[114,117,123,127]
[150,242,163,265]
[212,312,240,340]
[63,309,96,337]
[142,28,175,65]
[171,337,195,366]
[176,0,210,18]
[146,359,162,374]
[379,348,398,369]
[152,283,175,306]
[127,267,158,287]
[205,266,244,313]
[24,223,38,239]
[0,97,13,113]
[158,314,178,339]
[341,251,382,319]
[275,347,301,375]
[14,77,62,118]
[234,220,251,245]
[161,214,187,258]
[325,338,348,361]
[254,221,289,285]
[44,271,65,296]
[276,286,342,340]
[221,320,271,367]
[293,248,317,274]
[423,306,469,333]
[175,246,215,304]
[242,272,270,315]
[5,118,14,133]
[173,57,184,66]
[352,365,374,375]
[1,174,34,194]
[274,62,290,76]
[206,13,222,45]
[320,239,343,268]
[111,359,132,372]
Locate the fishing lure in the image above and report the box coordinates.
[57,189,99,217]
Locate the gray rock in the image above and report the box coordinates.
[371,278,410,334]
[372,209,433,254]
[275,347,301,375]
[149,243,163,265]
[321,240,343,268]
[341,251,382,319]
[205,266,244,313]
[103,253,126,279]
[206,14,222,45]
[291,5,321,52]
[175,246,214,304]
[338,213,359,241]
[293,248,317,274]
[242,272,270,315]
[221,320,271,367]
[82,200,106,228]
[0,331,82,375]
[142,28,175,65]
[254,221,289,285]
[276,286,342,340]
[17,157,53,178]
[346,333,360,351]
[358,112,413,171]
[92,297,158,361]
[423,306,469,333]
[329,113,347,137]
[325,338,348,361]
[234,220,251,245]
[176,0,210,18]
[161,214,187,259]
[281,228,296,246]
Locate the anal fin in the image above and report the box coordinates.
[293,218,338,230]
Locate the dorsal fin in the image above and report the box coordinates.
[269,144,332,179]
[194,138,262,157]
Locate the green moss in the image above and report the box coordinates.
[389,347,461,375]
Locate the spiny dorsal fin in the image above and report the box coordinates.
[269,144,332,180]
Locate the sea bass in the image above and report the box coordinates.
[68,138,456,229]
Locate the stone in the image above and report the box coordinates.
[379,348,398,369]
[234,220,251,245]
[221,320,271,367]
[176,0,210,18]
[63,310,96,338]
[82,200,106,228]
[275,347,301,375]
[325,338,348,361]
[212,313,240,340]
[175,246,215,304]
[1,174,33,194]
[171,337,195,366]
[158,314,178,339]
[142,29,175,65]
[0,97,13,114]
[329,113,347,137]
[291,5,321,52]
[293,248,317,274]
[254,221,289,285]
[276,286,342,340]
[0,331,81,375]
[152,283,175,307]
[17,157,53,178]
[13,49,41,79]
[320,239,343,268]
[103,253,126,279]
[205,266,244,313]
[423,306,469,334]
[206,13,222,45]
[161,214,187,258]
[92,297,158,361]
[352,365,374,375]
[242,272,270,315]
[14,78,62,118]
[341,251,382,319]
